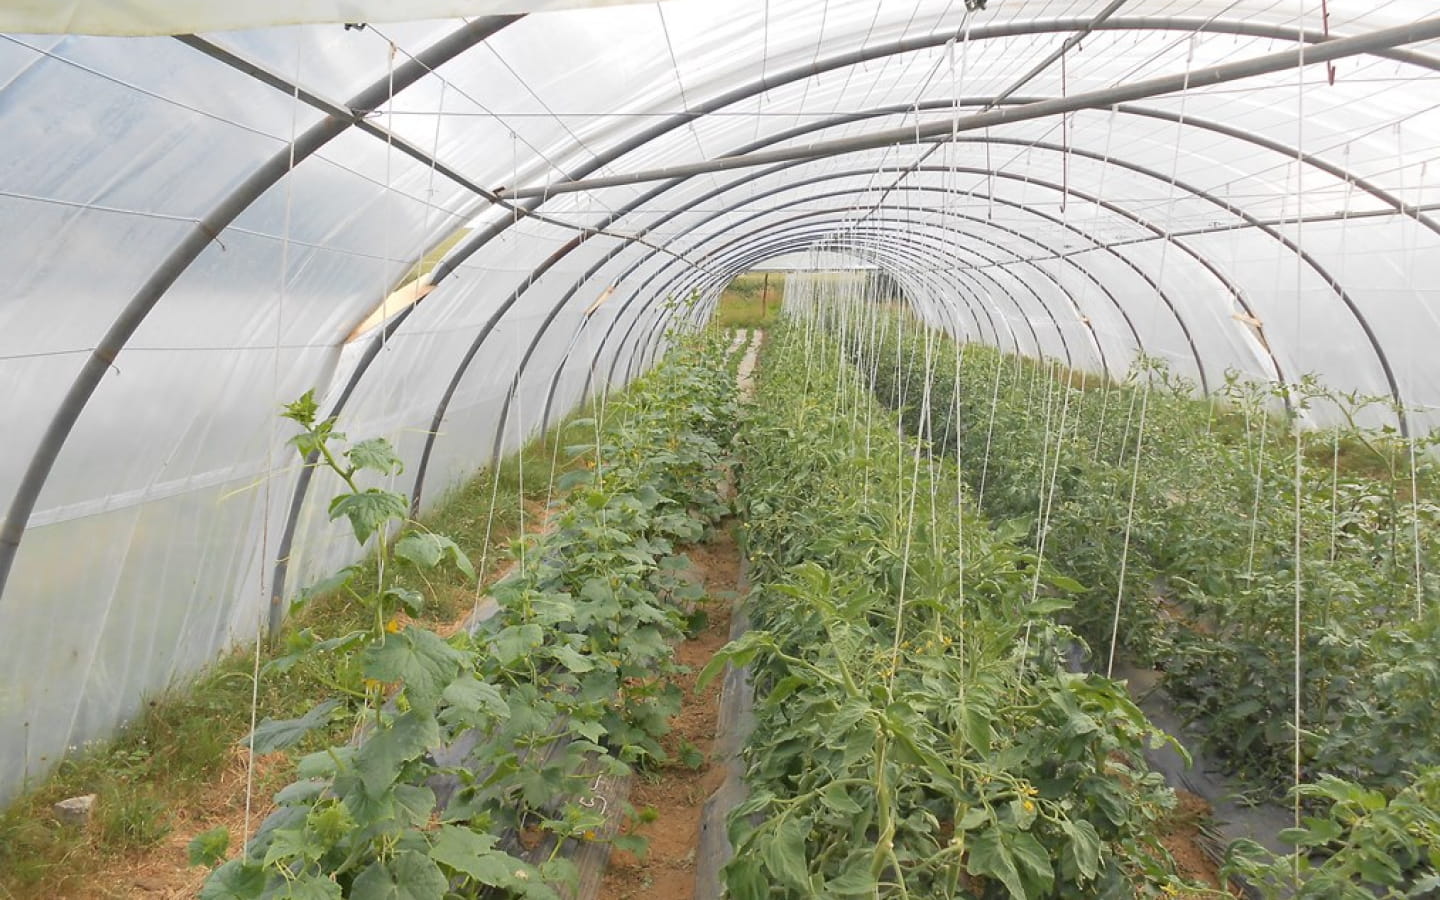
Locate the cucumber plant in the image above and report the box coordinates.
[197,331,738,899]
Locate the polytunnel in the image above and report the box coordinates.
[2,0,1439,895]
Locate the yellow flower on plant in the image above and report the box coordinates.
[385,617,401,634]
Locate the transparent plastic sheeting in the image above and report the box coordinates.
[2,0,1440,804]
[0,1,641,38]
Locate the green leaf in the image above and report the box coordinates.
[696,634,768,689]
[611,833,648,858]
[489,624,545,667]
[956,807,989,832]
[556,468,595,492]
[1009,832,1055,896]
[281,391,320,428]
[393,532,475,579]
[430,825,510,882]
[199,860,266,900]
[362,627,466,710]
[297,746,354,780]
[441,674,510,720]
[1024,596,1074,617]
[241,699,341,754]
[1060,818,1101,881]
[187,826,230,868]
[724,856,767,899]
[274,779,327,806]
[550,643,595,673]
[273,875,343,900]
[354,710,441,799]
[762,816,810,891]
[261,825,322,868]
[347,438,404,476]
[328,488,409,544]
[266,628,366,675]
[351,850,449,900]
[968,828,1026,899]
[1048,575,1086,593]
[289,566,363,614]
[383,586,426,617]
[963,704,992,754]
[431,826,558,896]
[391,784,438,829]
[819,782,863,817]
[1356,853,1403,886]
[825,852,877,897]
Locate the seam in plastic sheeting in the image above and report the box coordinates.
[23,459,289,528]
[1,0,642,37]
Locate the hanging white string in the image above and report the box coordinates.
[1291,17,1308,867]
[1329,162,1354,570]
[1398,132,1426,620]
[243,38,306,858]
[1106,33,1197,679]
[975,340,1004,508]
[1021,357,1073,672]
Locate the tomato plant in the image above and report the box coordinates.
[836,303,1440,893]
[706,320,1198,898]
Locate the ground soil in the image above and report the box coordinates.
[598,525,740,900]
[1163,790,1242,898]
[64,749,290,899]
[63,498,565,899]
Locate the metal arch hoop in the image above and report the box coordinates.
[622,228,1047,384]
[527,93,1425,433]
[0,16,522,606]
[148,16,1435,618]
[602,180,1217,394]
[404,15,1440,512]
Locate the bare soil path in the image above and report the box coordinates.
[597,528,742,900]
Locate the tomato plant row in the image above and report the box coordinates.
[198,331,740,899]
[704,320,1197,898]
[840,304,1440,896]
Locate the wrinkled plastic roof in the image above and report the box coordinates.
[1,0,1437,802]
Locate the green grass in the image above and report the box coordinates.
[714,272,783,328]
[0,402,605,899]
[400,227,471,288]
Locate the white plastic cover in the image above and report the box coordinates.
[0,1,642,37]
[2,0,1439,805]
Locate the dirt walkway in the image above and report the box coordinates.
[598,334,758,900]
[597,527,742,900]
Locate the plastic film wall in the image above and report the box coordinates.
[1,0,1439,803]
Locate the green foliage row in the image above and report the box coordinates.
[714,272,784,328]
[0,407,605,897]
[704,321,1199,898]
[198,330,739,899]
[841,304,1440,896]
